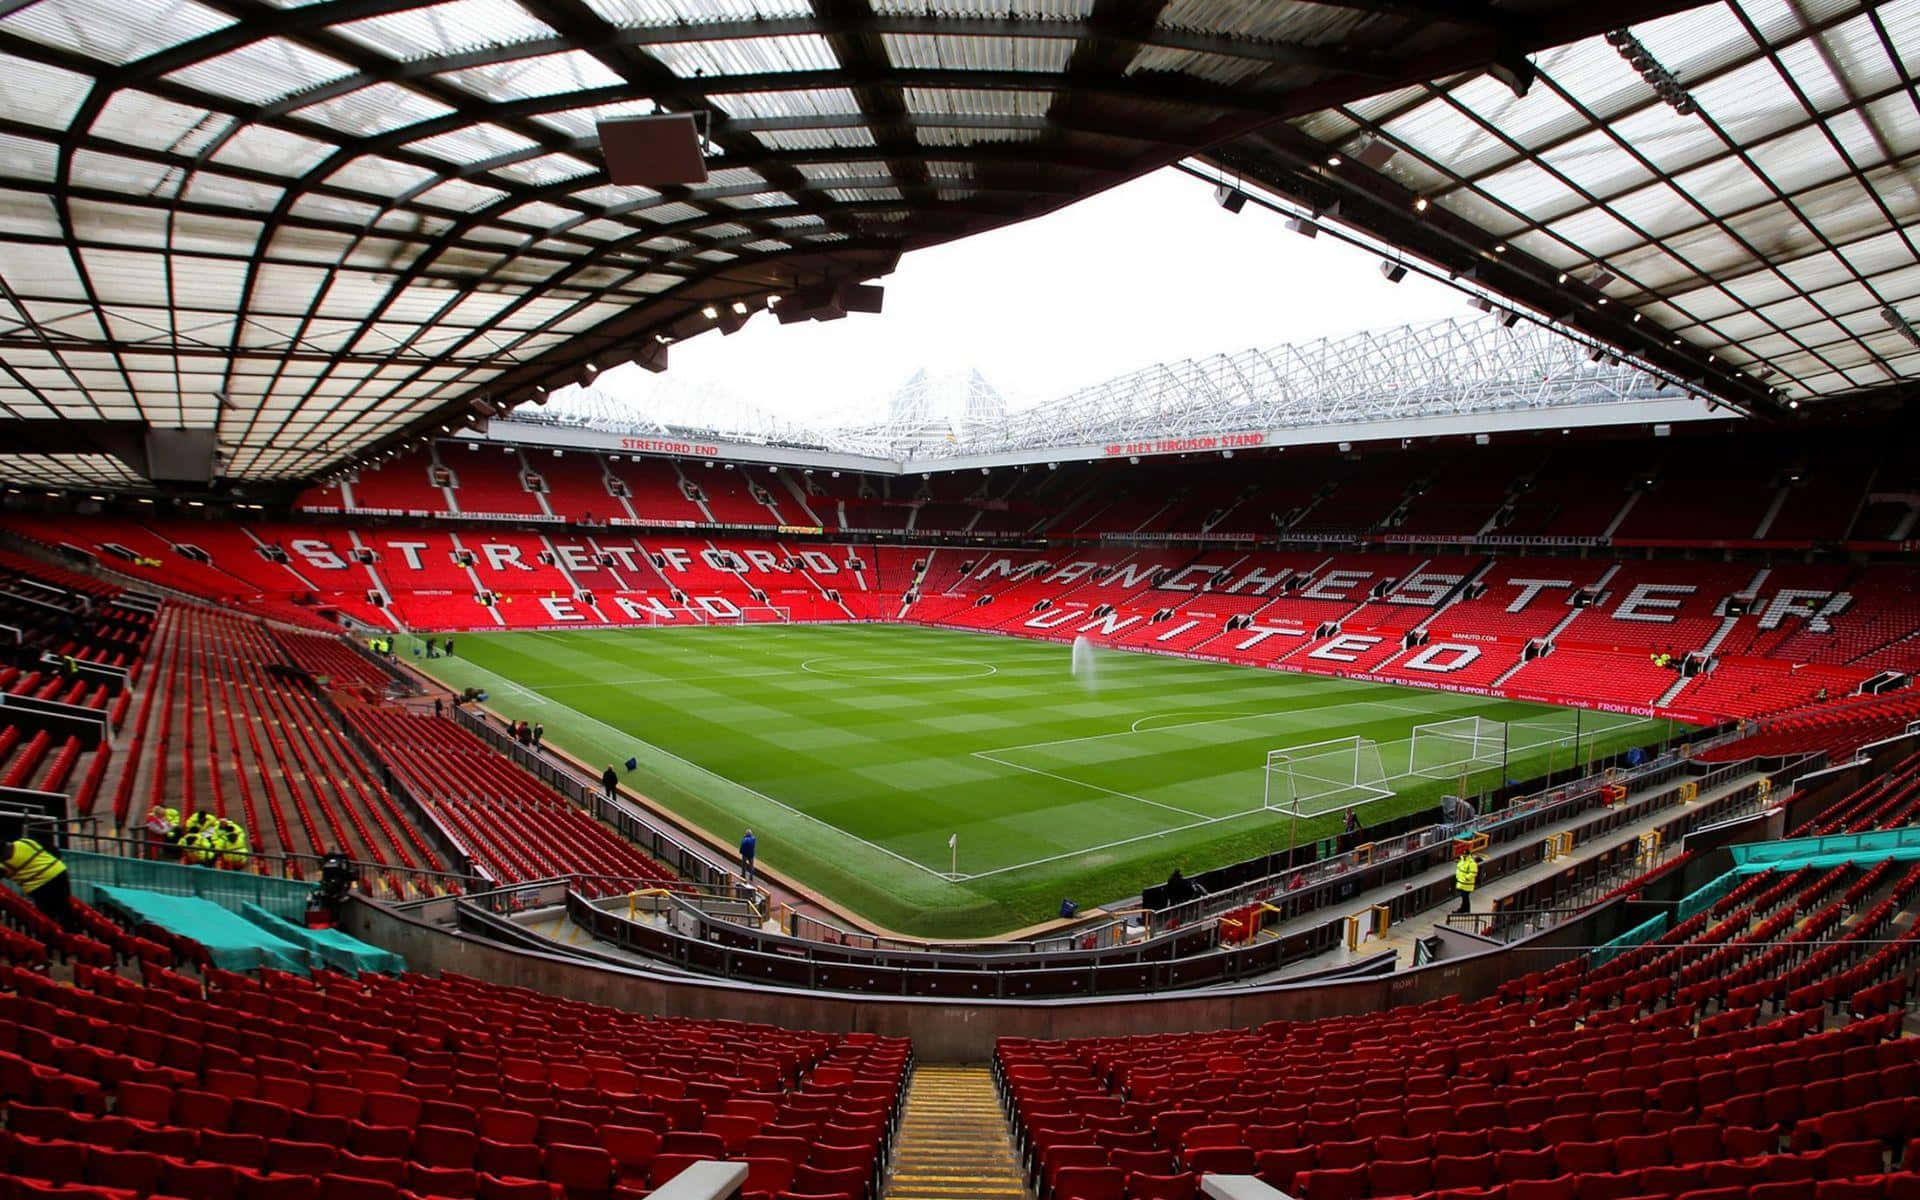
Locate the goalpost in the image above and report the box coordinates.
[1410,716,1507,780]
[696,606,792,625]
[1263,736,1393,816]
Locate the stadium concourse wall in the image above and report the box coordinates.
[341,760,1765,1011]
[341,858,1663,1062]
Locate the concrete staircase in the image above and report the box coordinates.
[884,1066,1027,1200]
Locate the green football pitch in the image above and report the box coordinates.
[411,624,1684,938]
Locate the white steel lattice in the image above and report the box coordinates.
[521,314,1688,465]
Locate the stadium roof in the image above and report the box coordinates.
[1229,0,1920,410]
[498,314,1716,470]
[0,0,1719,489]
[0,0,1907,491]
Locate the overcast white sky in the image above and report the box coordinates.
[586,166,1471,424]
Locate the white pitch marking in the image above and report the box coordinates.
[429,654,960,883]
[799,656,998,683]
[971,749,1210,820]
[993,695,1442,755]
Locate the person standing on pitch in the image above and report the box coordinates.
[740,828,757,884]
[602,764,619,801]
[1454,850,1480,914]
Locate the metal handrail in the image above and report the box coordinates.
[51,825,481,901]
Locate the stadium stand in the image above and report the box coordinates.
[9,486,1920,729]
[0,540,668,901]
[112,606,445,894]
[337,704,679,896]
[450,450,553,521]
[0,905,910,1200]
[996,790,1920,1200]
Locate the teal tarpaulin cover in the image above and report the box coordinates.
[93,885,313,973]
[240,902,405,975]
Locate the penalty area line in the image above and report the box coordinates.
[970,749,1208,820]
[949,803,1275,882]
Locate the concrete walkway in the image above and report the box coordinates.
[1238,770,1763,982]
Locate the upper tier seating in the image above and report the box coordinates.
[15,514,1919,727]
[344,449,452,516]
[281,426,1916,549]
[449,451,550,520]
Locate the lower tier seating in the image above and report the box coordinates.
[338,705,679,896]
[1001,758,1920,1200]
[113,607,446,898]
[0,903,908,1200]
[1699,692,1920,764]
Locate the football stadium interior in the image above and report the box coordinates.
[4,1,1920,1200]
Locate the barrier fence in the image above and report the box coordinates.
[450,704,742,892]
[46,825,478,902]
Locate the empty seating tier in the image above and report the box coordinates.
[0,908,909,1200]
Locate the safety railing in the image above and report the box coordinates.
[450,705,741,890]
[61,849,327,923]
[1137,741,1757,940]
[45,824,479,902]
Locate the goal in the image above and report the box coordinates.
[696,606,791,625]
[1410,716,1507,780]
[1263,736,1392,818]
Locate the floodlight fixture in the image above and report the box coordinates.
[1881,306,1920,349]
[1351,135,1397,169]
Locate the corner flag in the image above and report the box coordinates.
[948,834,958,849]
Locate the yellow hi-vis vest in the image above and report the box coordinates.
[4,839,66,893]
[1455,855,1479,893]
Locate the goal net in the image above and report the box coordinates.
[696,606,791,625]
[1506,712,1585,757]
[1410,716,1507,780]
[1263,736,1392,818]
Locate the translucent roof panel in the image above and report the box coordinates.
[0,0,1704,487]
[1278,0,1920,407]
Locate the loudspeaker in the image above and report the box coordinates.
[145,427,220,483]
[598,114,707,185]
